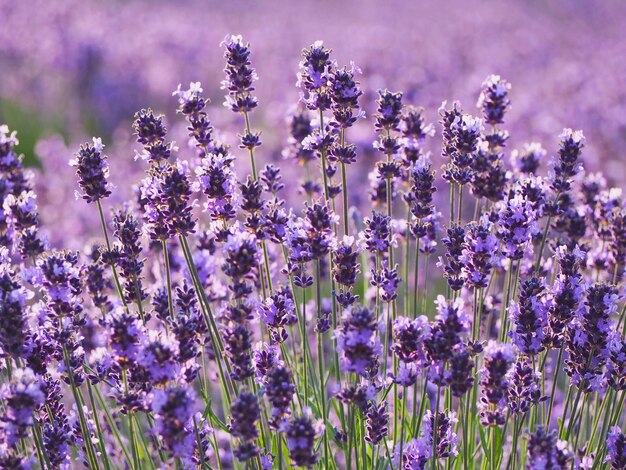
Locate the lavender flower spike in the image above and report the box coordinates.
[69,137,111,203]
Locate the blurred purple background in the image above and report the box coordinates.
[1,0,625,245]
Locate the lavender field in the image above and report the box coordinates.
[1,1,626,469]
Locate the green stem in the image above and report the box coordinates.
[162,239,174,320]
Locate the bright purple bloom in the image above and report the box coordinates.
[546,245,586,347]
[265,365,295,429]
[138,331,180,385]
[392,315,430,365]
[607,426,626,469]
[460,217,498,289]
[507,356,543,415]
[335,306,381,377]
[496,192,537,260]
[508,277,549,355]
[362,211,392,253]
[370,261,401,302]
[566,283,619,392]
[151,386,198,459]
[0,367,44,447]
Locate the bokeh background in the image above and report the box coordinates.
[1,0,625,246]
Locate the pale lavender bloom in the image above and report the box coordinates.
[606,426,626,469]
[496,192,537,260]
[0,367,45,447]
[151,386,198,459]
[138,331,180,385]
[335,306,381,377]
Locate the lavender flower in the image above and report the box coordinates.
[511,142,545,175]
[82,246,112,313]
[549,128,584,194]
[284,409,322,469]
[336,306,381,377]
[69,137,111,203]
[507,356,543,415]
[193,152,238,221]
[107,308,143,367]
[375,89,403,132]
[566,283,619,392]
[508,277,548,355]
[2,190,43,252]
[607,426,626,469]
[283,108,316,164]
[407,158,437,224]
[400,106,435,168]
[608,339,626,391]
[425,296,469,384]
[479,341,515,426]
[158,162,196,237]
[394,438,431,469]
[170,281,206,376]
[447,344,476,397]
[526,427,570,469]
[173,82,213,151]
[440,225,466,291]
[151,386,197,459]
[223,228,260,281]
[221,34,258,114]
[257,287,297,343]
[332,235,361,288]
[132,108,172,163]
[265,365,295,429]
[460,217,498,289]
[0,255,30,357]
[303,200,336,259]
[365,402,388,445]
[222,320,254,382]
[112,207,146,305]
[496,192,536,260]
[252,342,282,384]
[229,391,260,461]
[422,409,459,459]
[392,315,430,365]
[138,331,180,385]
[546,245,585,347]
[329,63,363,130]
[362,211,392,253]
[0,367,44,447]
[297,41,333,111]
[477,75,511,125]
[441,103,483,186]
[370,261,401,302]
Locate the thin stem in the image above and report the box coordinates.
[162,239,174,319]
[96,199,128,310]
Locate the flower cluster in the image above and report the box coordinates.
[0,31,625,470]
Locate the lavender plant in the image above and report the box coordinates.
[1,33,626,470]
